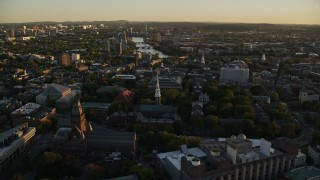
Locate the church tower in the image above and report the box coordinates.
[71,98,87,132]
[154,71,161,105]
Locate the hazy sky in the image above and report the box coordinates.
[0,0,319,24]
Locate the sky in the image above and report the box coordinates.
[0,0,319,24]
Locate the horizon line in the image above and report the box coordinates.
[1,20,320,26]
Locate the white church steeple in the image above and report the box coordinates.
[154,71,161,105]
[201,51,205,65]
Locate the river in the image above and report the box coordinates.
[131,37,169,58]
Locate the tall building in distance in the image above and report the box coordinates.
[61,53,71,66]
[115,40,123,55]
[154,71,161,105]
[219,60,249,84]
[10,29,15,38]
[22,26,26,35]
[106,39,111,53]
[144,25,148,35]
[261,54,266,62]
[122,39,128,52]
[154,32,162,43]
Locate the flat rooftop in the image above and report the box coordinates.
[11,103,41,115]
[203,138,262,148]
[0,124,36,157]
[157,147,206,170]
[82,102,111,109]
[285,166,320,180]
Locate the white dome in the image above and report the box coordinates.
[237,134,246,140]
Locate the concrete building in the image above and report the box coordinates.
[219,60,249,84]
[308,145,320,165]
[157,146,207,180]
[157,135,300,180]
[0,123,36,171]
[61,53,71,66]
[294,151,306,168]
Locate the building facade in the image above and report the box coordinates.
[0,123,36,171]
[308,145,320,165]
[219,60,249,84]
[299,89,319,102]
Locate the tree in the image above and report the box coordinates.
[11,174,24,180]
[130,166,155,180]
[233,95,251,106]
[271,91,279,102]
[162,89,179,104]
[204,79,218,98]
[219,103,233,118]
[281,124,296,138]
[140,98,153,104]
[250,85,267,96]
[278,102,287,111]
[312,131,320,144]
[204,115,219,129]
[265,122,281,138]
[43,152,62,165]
[205,105,217,115]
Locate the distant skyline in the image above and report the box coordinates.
[0,0,319,24]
